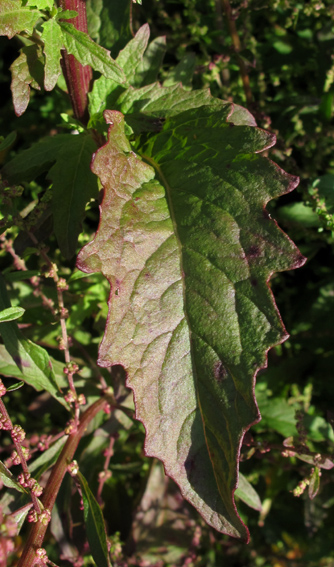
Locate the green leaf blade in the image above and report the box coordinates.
[59,21,126,84]
[0,307,25,323]
[116,23,150,82]
[0,461,27,494]
[41,18,64,91]
[77,471,111,567]
[0,0,41,39]
[77,108,305,540]
[49,133,99,259]
[0,276,67,407]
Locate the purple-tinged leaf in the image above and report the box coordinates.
[77,108,305,540]
[10,45,44,116]
[0,0,41,39]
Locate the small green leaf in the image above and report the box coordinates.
[257,395,298,437]
[0,306,25,323]
[55,9,78,20]
[0,0,42,39]
[10,44,44,116]
[59,21,126,84]
[0,131,17,152]
[235,473,262,511]
[29,437,67,477]
[41,18,64,91]
[26,0,54,9]
[0,276,67,407]
[308,466,321,500]
[77,471,111,567]
[10,503,33,533]
[0,461,27,494]
[6,381,24,392]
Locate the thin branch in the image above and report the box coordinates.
[17,396,111,567]
[221,0,253,106]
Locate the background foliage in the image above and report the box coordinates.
[1,0,334,566]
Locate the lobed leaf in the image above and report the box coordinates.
[59,21,126,84]
[77,471,111,567]
[77,107,304,540]
[0,0,41,39]
[41,18,64,91]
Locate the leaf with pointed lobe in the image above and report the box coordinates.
[59,21,126,84]
[116,23,150,82]
[77,107,305,540]
[132,36,167,88]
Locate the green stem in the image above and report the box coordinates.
[17,396,110,567]
[58,0,93,125]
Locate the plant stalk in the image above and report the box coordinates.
[17,396,110,567]
[58,0,93,125]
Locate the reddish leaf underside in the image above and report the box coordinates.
[77,107,305,540]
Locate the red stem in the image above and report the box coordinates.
[58,0,93,125]
[17,396,110,567]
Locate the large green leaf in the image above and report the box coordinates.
[0,0,41,39]
[77,108,304,539]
